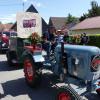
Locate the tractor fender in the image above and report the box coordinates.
[22,49,45,63]
[33,55,45,63]
[22,50,44,70]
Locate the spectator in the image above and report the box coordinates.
[49,32,55,41]
[41,36,51,58]
[43,29,49,41]
[48,28,56,53]
[56,30,64,43]
[63,33,69,43]
[80,33,89,45]
[48,27,55,42]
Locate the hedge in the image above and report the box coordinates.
[88,35,100,48]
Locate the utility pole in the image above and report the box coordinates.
[23,2,24,12]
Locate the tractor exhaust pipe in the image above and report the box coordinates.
[61,42,64,56]
[61,42,68,74]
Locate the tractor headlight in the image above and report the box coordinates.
[91,55,100,72]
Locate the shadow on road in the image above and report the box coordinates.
[0,61,22,71]
[0,72,100,100]
[0,75,57,100]
[85,92,100,100]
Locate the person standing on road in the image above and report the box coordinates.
[63,33,69,44]
[80,33,89,45]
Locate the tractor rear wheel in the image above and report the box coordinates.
[23,56,41,88]
[55,86,82,100]
[96,88,100,95]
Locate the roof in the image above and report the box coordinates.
[71,16,100,30]
[26,4,38,13]
[62,22,77,31]
[0,24,13,31]
[49,17,67,30]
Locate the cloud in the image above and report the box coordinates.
[36,2,43,7]
[22,0,28,2]
[30,1,45,8]
[0,14,16,24]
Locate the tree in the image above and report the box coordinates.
[66,13,78,24]
[88,1,100,17]
[79,1,100,21]
[79,13,88,21]
[0,21,2,24]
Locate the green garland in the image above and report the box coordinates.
[28,32,41,45]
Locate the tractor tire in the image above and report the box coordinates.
[6,51,17,67]
[96,89,100,95]
[6,51,13,66]
[55,85,82,100]
[23,56,41,88]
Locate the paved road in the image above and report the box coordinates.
[0,54,57,100]
[0,54,100,100]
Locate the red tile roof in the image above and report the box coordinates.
[0,24,13,31]
[49,17,67,30]
[71,16,100,30]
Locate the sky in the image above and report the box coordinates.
[0,0,100,24]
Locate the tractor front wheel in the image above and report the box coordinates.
[23,56,41,88]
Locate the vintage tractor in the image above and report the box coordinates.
[6,12,100,100]
[20,41,100,99]
[6,34,100,99]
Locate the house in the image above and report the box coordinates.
[49,17,67,30]
[70,16,100,35]
[61,22,77,34]
[48,17,76,34]
[11,4,48,34]
[0,23,13,32]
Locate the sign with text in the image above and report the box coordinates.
[16,12,42,38]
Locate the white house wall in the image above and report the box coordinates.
[70,28,100,35]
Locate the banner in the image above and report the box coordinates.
[16,12,42,38]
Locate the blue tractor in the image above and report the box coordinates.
[20,41,100,100]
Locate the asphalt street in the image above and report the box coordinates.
[0,54,100,100]
[0,54,56,100]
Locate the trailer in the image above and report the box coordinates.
[6,12,42,66]
[6,12,100,100]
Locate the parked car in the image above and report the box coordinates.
[0,31,17,53]
[0,31,9,52]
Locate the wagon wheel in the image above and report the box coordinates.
[23,56,41,87]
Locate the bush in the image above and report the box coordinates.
[88,35,100,48]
